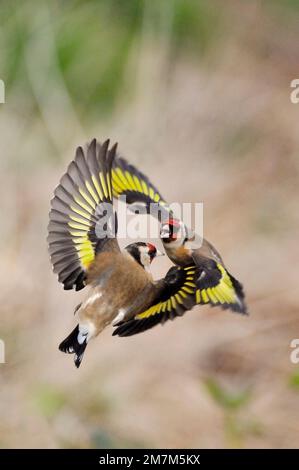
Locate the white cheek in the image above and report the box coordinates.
[140,251,151,268]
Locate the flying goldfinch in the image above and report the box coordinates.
[47,139,208,365]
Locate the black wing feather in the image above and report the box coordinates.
[112,156,172,221]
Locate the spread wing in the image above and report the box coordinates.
[112,266,198,336]
[193,258,247,314]
[113,260,247,337]
[112,156,172,221]
[47,139,119,291]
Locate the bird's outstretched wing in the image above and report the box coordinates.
[192,257,247,314]
[113,265,199,336]
[48,139,119,291]
[112,156,172,221]
[113,259,247,337]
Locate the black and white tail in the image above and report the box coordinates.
[59,325,87,368]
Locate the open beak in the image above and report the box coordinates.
[155,248,164,257]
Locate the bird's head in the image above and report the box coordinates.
[160,218,188,246]
[125,242,164,270]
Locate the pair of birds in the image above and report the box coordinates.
[48,139,247,367]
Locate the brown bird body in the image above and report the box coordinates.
[78,250,157,337]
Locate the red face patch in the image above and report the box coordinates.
[146,243,156,254]
[163,218,181,228]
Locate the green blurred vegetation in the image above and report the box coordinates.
[269,0,299,12]
[32,380,111,421]
[203,378,262,447]
[0,0,224,123]
[33,383,67,419]
[1,0,297,126]
[31,381,148,448]
[204,378,251,411]
[289,369,299,390]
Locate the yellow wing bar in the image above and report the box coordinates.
[112,157,172,220]
[113,266,198,336]
[48,139,118,291]
[195,263,247,314]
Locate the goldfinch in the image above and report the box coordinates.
[47,139,205,365]
[110,150,247,323]
[160,218,246,314]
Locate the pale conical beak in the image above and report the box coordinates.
[155,248,164,257]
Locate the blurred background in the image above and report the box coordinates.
[0,0,299,449]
